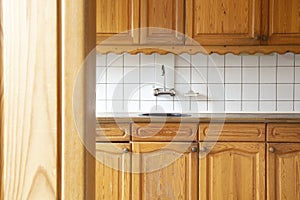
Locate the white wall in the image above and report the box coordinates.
[96,52,300,113]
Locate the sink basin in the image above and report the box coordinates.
[139,113,191,117]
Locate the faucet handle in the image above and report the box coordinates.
[161,65,165,76]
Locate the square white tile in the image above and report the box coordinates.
[260,54,277,67]
[225,84,241,100]
[96,66,106,83]
[225,67,241,83]
[141,67,155,83]
[157,101,174,112]
[260,84,276,100]
[208,68,224,83]
[225,101,242,111]
[191,84,207,100]
[96,84,106,100]
[174,84,191,100]
[96,100,106,112]
[140,84,156,100]
[296,55,300,66]
[242,84,259,100]
[124,100,140,112]
[107,100,124,112]
[191,101,207,112]
[242,55,259,66]
[278,53,294,66]
[107,67,123,83]
[295,84,300,100]
[107,84,123,100]
[259,101,276,111]
[277,84,294,100]
[277,67,294,83]
[107,53,123,66]
[176,53,191,67]
[260,67,276,83]
[174,100,190,112]
[192,67,207,83]
[175,68,190,83]
[208,100,225,112]
[208,84,225,100]
[96,54,106,66]
[124,84,139,100]
[277,101,293,111]
[191,53,207,67]
[140,101,157,112]
[124,53,140,67]
[295,67,300,83]
[242,101,259,112]
[243,67,259,83]
[124,67,139,83]
[141,54,155,67]
[225,54,241,66]
[208,54,224,67]
[294,101,300,111]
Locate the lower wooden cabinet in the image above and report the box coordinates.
[95,143,131,200]
[132,142,198,200]
[267,143,300,200]
[199,142,265,200]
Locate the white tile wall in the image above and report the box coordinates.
[96,53,300,113]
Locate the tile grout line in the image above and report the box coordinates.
[258,55,261,111]
[241,56,243,111]
[293,54,296,111]
[275,54,278,111]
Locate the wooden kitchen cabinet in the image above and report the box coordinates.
[96,0,139,44]
[132,142,198,200]
[186,0,261,46]
[140,0,185,44]
[199,142,265,200]
[267,143,300,200]
[95,143,131,200]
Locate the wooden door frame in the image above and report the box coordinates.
[0,0,96,198]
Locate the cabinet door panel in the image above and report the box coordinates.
[96,0,139,44]
[263,0,300,45]
[140,0,185,44]
[186,0,261,45]
[95,143,131,200]
[200,142,265,200]
[267,143,300,200]
[132,142,198,200]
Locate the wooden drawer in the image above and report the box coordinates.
[199,123,265,142]
[132,123,198,141]
[267,123,300,142]
[96,123,130,142]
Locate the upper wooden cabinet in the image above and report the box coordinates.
[96,0,139,44]
[186,0,262,45]
[262,0,300,45]
[140,0,185,44]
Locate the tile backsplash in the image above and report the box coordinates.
[96,53,300,113]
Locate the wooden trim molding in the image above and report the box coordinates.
[0,0,4,196]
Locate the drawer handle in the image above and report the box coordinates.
[123,148,130,153]
[200,147,207,152]
[269,147,275,153]
[191,147,198,152]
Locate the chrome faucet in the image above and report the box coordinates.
[153,65,176,96]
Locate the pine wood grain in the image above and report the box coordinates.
[1,0,57,198]
[267,143,300,200]
[267,123,300,142]
[61,0,96,199]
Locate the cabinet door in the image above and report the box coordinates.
[267,143,300,200]
[199,142,265,200]
[132,142,198,200]
[95,143,131,200]
[186,0,261,45]
[262,0,300,45]
[140,0,185,44]
[96,0,139,44]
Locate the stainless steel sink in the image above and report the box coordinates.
[139,113,191,117]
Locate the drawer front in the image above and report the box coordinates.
[132,123,198,141]
[199,123,265,142]
[267,123,300,142]
[96,123,130,142]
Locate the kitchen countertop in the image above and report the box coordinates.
[96,113,300,123]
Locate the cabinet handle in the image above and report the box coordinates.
[269,147,275,153]
[262,35,269,41]
[191,147,198,153]
[200,146,207,152]
[123,148,130,153]
[254,35,261,40]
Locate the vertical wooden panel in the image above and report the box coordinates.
[1,0,57,198]
[61,0,96,199]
